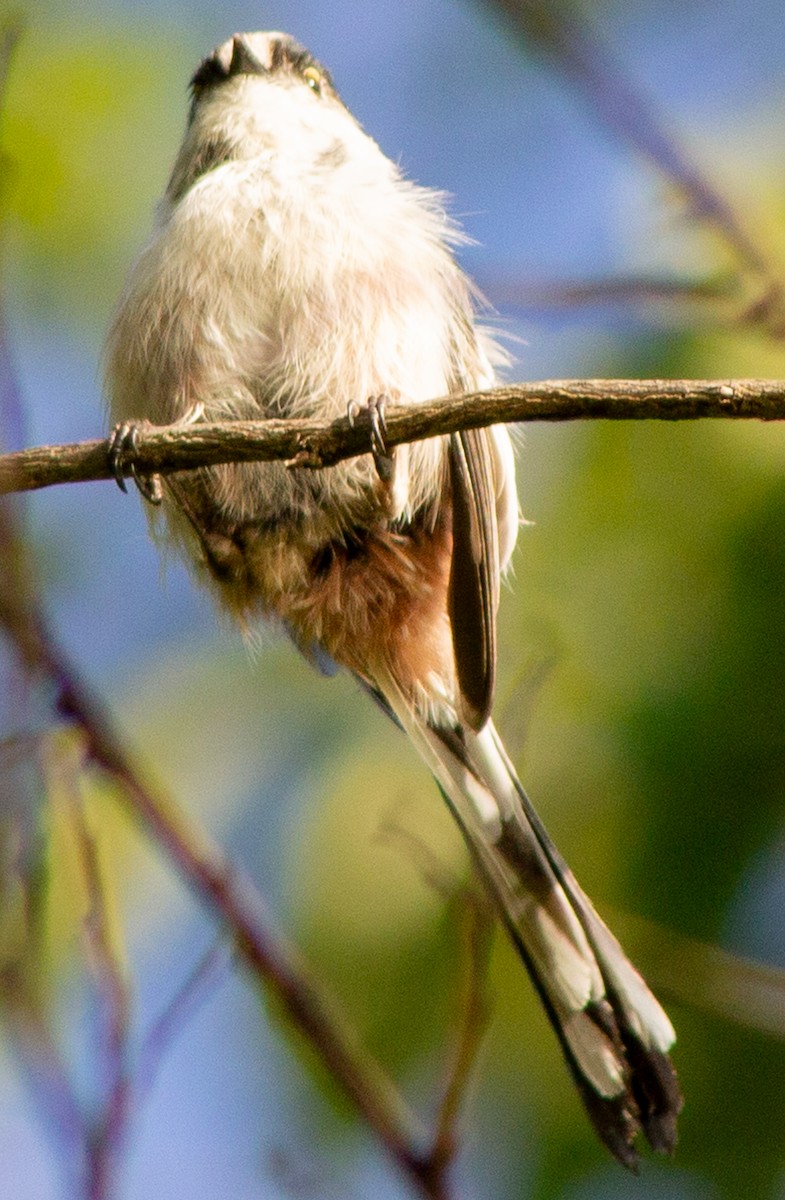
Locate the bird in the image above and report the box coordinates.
[105,30,682,1166]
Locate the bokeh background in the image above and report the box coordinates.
[3,0,785,1197]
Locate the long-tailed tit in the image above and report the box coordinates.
[106,31,682,1165]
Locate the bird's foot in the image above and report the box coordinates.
[108,421,163,505]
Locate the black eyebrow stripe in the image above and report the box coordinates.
[188,35,337,105]
[190,54,228,92]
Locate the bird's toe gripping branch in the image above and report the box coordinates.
[107,422,163,505]
[347,394,394,482]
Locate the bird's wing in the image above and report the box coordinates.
[447,427,501,730]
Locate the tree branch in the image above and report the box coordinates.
[64,783,132,1200]
[52,660,436,1194]
[2,378,785,496]
[483,0,785,334]
[0,494,450,1199]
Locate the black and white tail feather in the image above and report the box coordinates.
[376,666,682,1169]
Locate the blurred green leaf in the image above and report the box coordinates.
[2,22,188,323]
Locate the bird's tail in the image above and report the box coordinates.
[377,671,682,1168]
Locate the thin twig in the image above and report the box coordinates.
[376,819,495,1183]
[84,937,231,1200]
[429,889,494,1176]
[479,272,734,317]
[61,778,131,1200]
[375,816,468,902]
[614,909,785,1043]
[135,939,232,1100]
[0,13,27,453]
[485,0,784,327]
[2,999,86,1199]
[3,600,445,1198]
[2,378,785,496]
[65,785,131,1092]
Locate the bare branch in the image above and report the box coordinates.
[2,999,86,1197]
[483,0,785,328]
[619,911,785,1043]
[429,888,494,1178]
[65,786,130,1088]
[54,662,439,1195]
[376,819,494,1178]
[0,488,448,1197]
[61,779,131,1200]
[135,940,232,1100]
[478,273,735,318]
[0,14,28,453]
[2,378,785,497]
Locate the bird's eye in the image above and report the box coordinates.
[303,66,322,94]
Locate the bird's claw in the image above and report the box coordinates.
[108,422,163,505]
[347,395,393,482]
